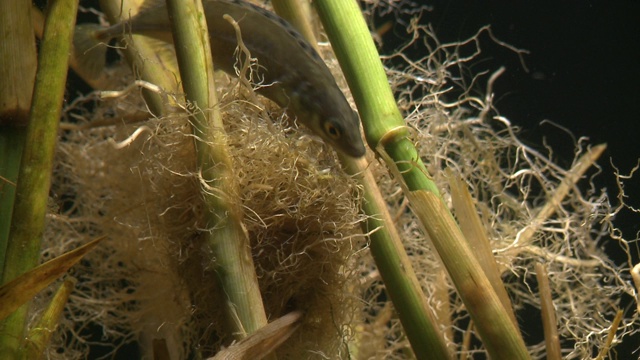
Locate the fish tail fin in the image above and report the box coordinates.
[72,24,110,81]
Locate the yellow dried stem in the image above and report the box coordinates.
[534,263,562,360]
[24,278,77,359]
[509,143,607,252]
[448,171,518,329]
[0,0,37,124]
[594,310,624,360]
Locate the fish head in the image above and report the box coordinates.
[314,110,366,158]
[289,83,367,158]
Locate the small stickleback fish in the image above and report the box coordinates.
[74,0,366,157]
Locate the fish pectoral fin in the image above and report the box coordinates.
[254,83,291,109]
[72,24,109,81]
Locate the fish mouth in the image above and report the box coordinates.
[342,140,367,158]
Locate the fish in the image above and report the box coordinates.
[74,0,366,157]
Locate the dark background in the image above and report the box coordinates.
[373,0,639,357]
[375,0,640,212]
[413,0,640,239]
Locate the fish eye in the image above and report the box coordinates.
[324,121,342,139]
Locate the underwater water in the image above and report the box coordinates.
[7,0,638,359]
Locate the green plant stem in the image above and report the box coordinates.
[165,0,268,338]
[271,2,450,357]
[0,0,79,357]
[270,5,442,355]
[314,0,530,358]
[342,156,452,359]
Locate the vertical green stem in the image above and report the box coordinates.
[272,1,451,357]
[165,0,268,338]
[342,156,453,359]
[0,0,78,357]
[314,0,531,358]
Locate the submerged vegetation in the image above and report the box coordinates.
[1,0,638,359]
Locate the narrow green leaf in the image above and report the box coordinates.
[0,236,103,321]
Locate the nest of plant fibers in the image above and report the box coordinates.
[43,60,366,359]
